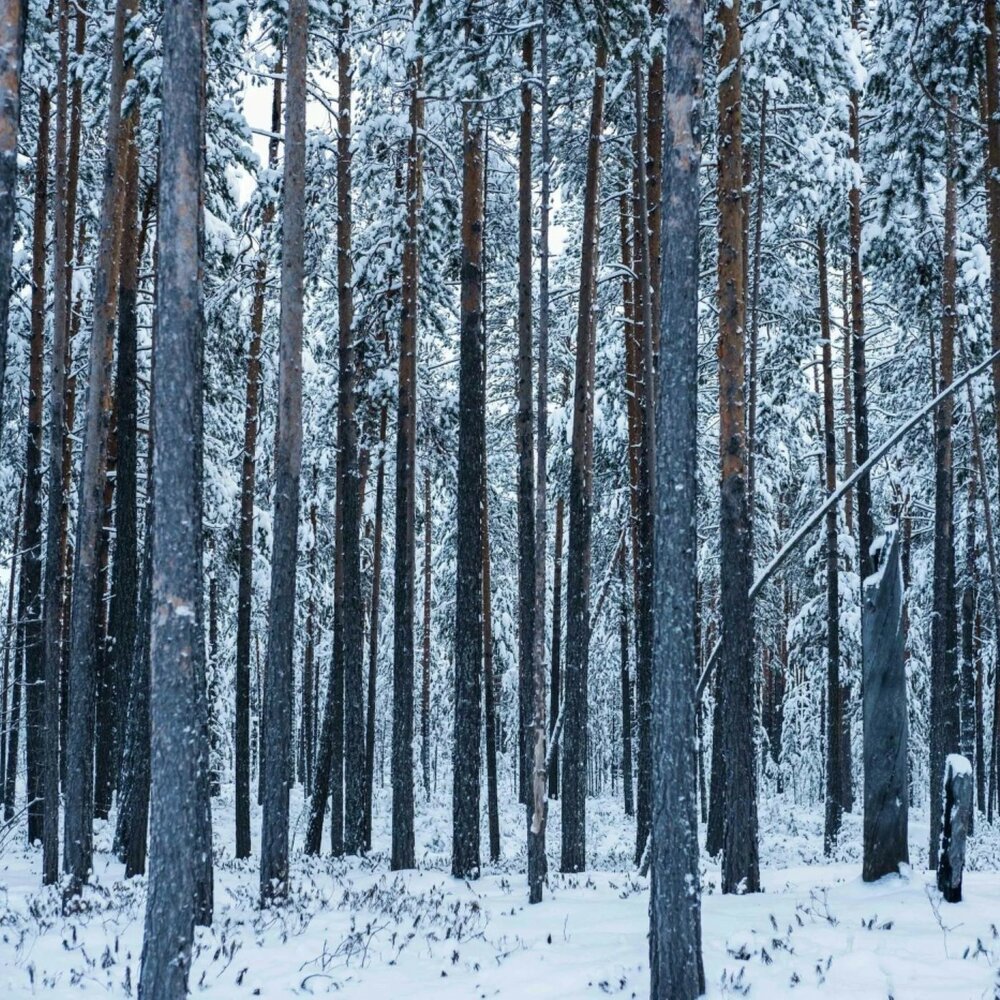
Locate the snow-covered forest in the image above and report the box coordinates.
[1,0,1000,995]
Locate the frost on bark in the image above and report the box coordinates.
[862,531,908,883]
[937,754,972,903]
[139,0,212,988]
[649,0,705,995]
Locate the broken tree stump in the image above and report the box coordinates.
[862,530,909,882]
[937,754,972,903]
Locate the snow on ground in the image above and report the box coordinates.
[2,788,1000,997]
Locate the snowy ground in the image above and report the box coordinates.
[2,789,1000,997]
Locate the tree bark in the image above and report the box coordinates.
[561,41,607,875]
[421,471,432,799]
[716,0,759,895]
[548,496,563,800]
[23,75,50,846]
[452,63,486,880]
[335,5,365,856]
[64,0,135,896]
[0,0,27,425]
[390,0,422,871]
[929,98,959,871]
[236,67,281,861]
[139,0,211,985]
[818,226,843,854]
[619,541,633,818]
[650,0,705,989]
[260,0,306,904]
[1,481,22,817]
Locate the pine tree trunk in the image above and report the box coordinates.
[0,0,27,425]
[421,471,432,798]
[4,554,25,819]
[516,31,535,812]
[561,41,607,874]
[64,0,135,895]
[260,0,306,904]
[335,6,365,856]
[482,469,501,862]
[301,489,317,791]
[548,496,563,800]
[619,542,633,818]
[650,1,705,988]
[452,72,486,880]
[631,54,656,870]
[849,0,874,584]
[107,127,145,803]
[390,1,422,871]
[139,0,212,982]
[960,475,977,783]
[716,0,759,895]
[929,99,960,870]
[528,10,550,901]
[23,78,50,846]
[984,0,1000,488]
[818,226,843,854]
[236,68,281,861]
[364,406,386,848]
[1,482,22,817]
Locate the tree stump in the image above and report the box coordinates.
[937,754,972,903]
[862,530,909,882]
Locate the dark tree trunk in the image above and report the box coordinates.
[364,406,386,848]
[0,0,27,424]
[819,226,843,854]
[937,756,971,902]
[482,470,501,862]
[107,132,145,804]
[716,0,759,895]
[548,496,563,800]
[64,0,135,896]
[619,542,634,818]
[516,31,535,812]
[260,0,306,904]
[335,6,365,857]
[631,56,656,869]
[650,0,705,988]
[236,68,281,861]
[862,532,909,882]
[984,0,1000,505]
[528,11,550,902]
[929,99,960,870]
[960,474,977,787]
[1,482,22,817]
[421,472,432,799]
[301,489,317,791]
[139,0,210,986]
[4,553,25,819]
[390,1,422,871]
[561,42,607,875]
[23,77,50,846]
[452,76,485,880]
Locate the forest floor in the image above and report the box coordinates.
[2,787,1000,997]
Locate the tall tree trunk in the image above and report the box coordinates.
[335,5,365,857]
[960,474,977,781]
[716,0,759,895]
[1,481,22,816]
[139,0,211,982]
[528,11,550,901]
[23,77,50,846]
[421,471,432,798]
[301,488,317,791]
[646,0,663,362]
[548,496,563,800]
[260,0,306,904]
[107,125,145,806]
[364,406,386,848]
[64,0,135,895]
[984,0,1000,489]
[746,89,766,517]
[482,471,501,861]
[819,226,843,854]
[390,0,422,872]
[561,41,607,874]
[4,545,25,819]
[516,31,535,812]
[0,0,27,423]
[236,68,281,861]
[650,0,705,989]
[631,54,656,869]
[850,0,874,583]
[929,99,960,870]
[619,541,634,818]
[452,63,486,880]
